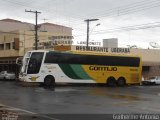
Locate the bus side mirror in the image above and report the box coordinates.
[16,57,22,65]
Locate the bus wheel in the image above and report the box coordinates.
[44,75,55,87]
[107,77,116,87]
[117,77,126,86]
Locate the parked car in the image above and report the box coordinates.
[0,71,16,80]
[142,76,160,85]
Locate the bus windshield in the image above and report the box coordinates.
[27,52,44,74]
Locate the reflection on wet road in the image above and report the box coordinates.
[89,87,146,101]
[0,82,160,117]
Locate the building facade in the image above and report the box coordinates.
[130,49,160,79]
[0,19,160,79]
[101,38,160,79]
[0,18,72,73]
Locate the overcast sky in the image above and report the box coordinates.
[1,0,160,48]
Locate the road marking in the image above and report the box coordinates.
[0,103,60,120]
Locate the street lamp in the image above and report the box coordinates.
[84,19,99,49]
[90,23,100,34]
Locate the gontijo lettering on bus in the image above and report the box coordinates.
[89,66,117,71]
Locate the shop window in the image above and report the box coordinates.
[0,44,4,50]
[5,43,10,50]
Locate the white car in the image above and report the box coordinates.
[0,71,16,80]
[142,76,160,85]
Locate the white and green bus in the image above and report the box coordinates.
[19,50,142,87]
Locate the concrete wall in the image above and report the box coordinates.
[130,49,160,66]
[130,49,160,79]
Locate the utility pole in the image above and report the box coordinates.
[84,19,99,49]
[25,9,41,50]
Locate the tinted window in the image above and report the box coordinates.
[27,52,44,74]
[142,66,150,71]
[44,52,140,67]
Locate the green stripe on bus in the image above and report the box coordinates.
[70,64,92,79]
[58,64,81,79]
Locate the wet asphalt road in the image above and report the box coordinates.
[0,81,160,120]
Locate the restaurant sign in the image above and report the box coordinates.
[72,45,130,54]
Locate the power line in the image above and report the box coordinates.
[74,21,160,37]
[2,0,160,26]
[2,0,160,41]
[94,22,160,34]
[72,0,160,19]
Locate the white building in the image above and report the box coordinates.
[103,38,118,48]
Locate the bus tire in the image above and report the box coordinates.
[107,77,116,87]
[44,75,55,87]
[117,77,126,86]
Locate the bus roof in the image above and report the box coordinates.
[26,50,141,58]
